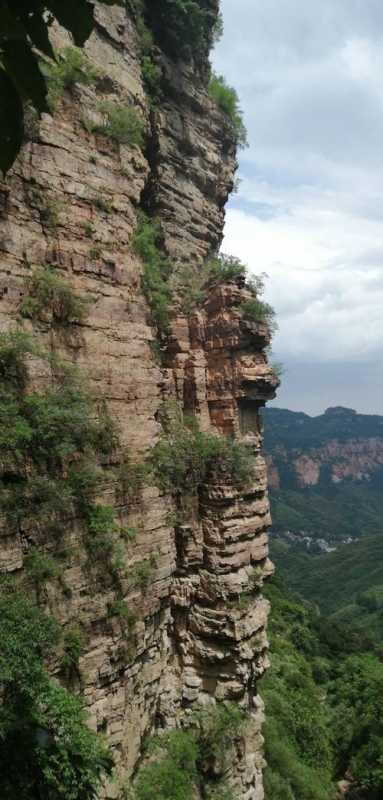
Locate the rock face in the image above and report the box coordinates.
[0,4,277,798]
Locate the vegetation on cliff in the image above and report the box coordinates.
[151,404,256,492]
[131,703,244,800]
[0,588,113,799]
[20,267,89,324]
[142,0,220,61]
[0,330,117,536]
[209,73,248,148]
[132,213,172,334]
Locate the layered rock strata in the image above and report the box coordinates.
[0,3,277,797]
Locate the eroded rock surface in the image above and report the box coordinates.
[0,4,276,797]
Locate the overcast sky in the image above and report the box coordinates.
[213,0,383,415]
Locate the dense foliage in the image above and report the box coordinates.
[132,213,172,334]
[0,330,116,535]
[240,298,276,328]
[143,0,218,61]
[262,577,383,800]
[42,46,99,112]
[272,533,383,643]
[20,267,89,324]
[151,405,255,492]
[87,101,144,147]
[209,72,248,148]
[0,0,121,173]
[132,704,242,800]
[0,590,113,799]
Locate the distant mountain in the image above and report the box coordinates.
[262,406,383,544]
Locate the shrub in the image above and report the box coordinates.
[141,56,162,102]
[0,329,36,391]
[209,72,248,148]
[172,265,205,314]
[144,0,217,61]
[24,549,61,585]
[82,221,95,237]
[151,407,255,493]
[205,787,235,800]
[205,253,247,285]
[29,187,63,230]
[130,559,155,590]
[61,626,86,675]
[271,361,284,380]
[135,730,198,800]
[87,505,118,536]
[173,254,250,314]
[108,600,136,629]
[85,505,120,563]
[240,298,277,331]
[94,101,144,147]
[43,47,99,112]
[39,197,63,230]
[196,703,245,769]
[20,267,89,324]
[132,213,172,334]
[0,331,115,534]
[0,592,113,798]
[93,193,113,214]
[120,526,137,542]
[89,245,103,260]
[133,714,241,800]
[117,456,148,503]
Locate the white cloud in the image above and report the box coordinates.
[213,0,383,412]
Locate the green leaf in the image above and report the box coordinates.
[46,0,95,46]
[2,39,48,113]
[0,68,23,175]
[0,5,27,42]
[18,6,55,60]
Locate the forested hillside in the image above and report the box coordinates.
[263,577,383,800]
[263,406,383,799]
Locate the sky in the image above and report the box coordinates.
[213,0,383,416]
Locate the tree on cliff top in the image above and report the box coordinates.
[0,0,122,174]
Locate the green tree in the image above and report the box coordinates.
[0,591,113,798]
[0,0,122,173]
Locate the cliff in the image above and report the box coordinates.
[0,4,277,798]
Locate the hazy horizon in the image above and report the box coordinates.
[214,0,383,417]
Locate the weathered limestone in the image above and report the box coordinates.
[0,3,277,798]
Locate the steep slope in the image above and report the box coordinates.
[0,3,278,798]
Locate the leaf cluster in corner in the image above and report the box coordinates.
[0,0,122,174]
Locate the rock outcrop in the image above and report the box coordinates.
[0,3,277,798]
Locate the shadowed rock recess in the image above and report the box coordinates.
[0,3,278,798]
